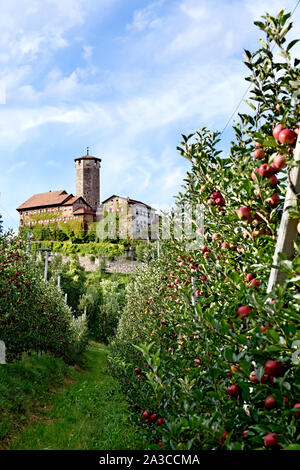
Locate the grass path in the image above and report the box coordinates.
[9,343,140,450]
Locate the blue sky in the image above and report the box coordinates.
[0,0,299,232]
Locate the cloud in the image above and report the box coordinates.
[82,45,93,61]
[7,161,26,174]
[1,0,299,233]
[126,0,164,32]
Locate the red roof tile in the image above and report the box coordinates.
[16,191,72,211]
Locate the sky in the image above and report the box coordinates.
[0,0,299,232]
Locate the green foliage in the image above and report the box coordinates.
[7,344,143,450]
[59,257,87,312]
[79,272,129,343]
[0,352,68,442]
[0,236,88,364]
[135,242,157,262]
[31,240,126,259]
[109,10,300,450]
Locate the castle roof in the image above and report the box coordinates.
[16,190,72,211]
[101,194,155,211]
[62,195,82,206]
[74,153,101,162]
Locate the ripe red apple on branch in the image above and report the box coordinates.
[226,384,241,397]
[278,128,297,144]
[237,207,252,223]
[264,396,276,410]
[268,193,279,207]
[264,360,285,377]
[271,154,287,172]
[264,433,279,449]
[237,305,252,318]
[253,148,265,160]
[272,124,284,140]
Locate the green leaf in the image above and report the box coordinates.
[244,100,256,111]
[283,444,300,450]
[286,39,299,53]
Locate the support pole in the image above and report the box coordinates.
[267,133,300,292]
[44,250,49,283]
[26,231,32,256]
[157,240,161,259]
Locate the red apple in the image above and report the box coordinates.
[237,207,252,222]
[201,275,207,281]
[134,367,141,374]
[268,174,278,185]
[272,154,287,171]
[275,104,281,112]
[251,169,258,181]
[258,163,272,178]
[249,278,260,288]
[201,245,208,253]
[142,411,149,420]
[227,384,241,397]
[272,124,284,140]
[269,193,279,207]
[212,191,222,200]
[265,396,276,410]
[250,371,259,384]
[237,305,252,319]
[253,148,265,159]
[219,431,228,444]
[264,433,279,448]
[278,128,297,145]
[212,233,219,240]
[157,417,164,425]
[264,360,285,377]
[245,273,255,283]
[157,441,164,447]
[293,403,300,418]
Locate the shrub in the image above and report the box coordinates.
[0,237,88,364]
[109,10,300,450]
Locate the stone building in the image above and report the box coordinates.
[17,150,101,229]
[16,151,158,239]
[101,195,159,240]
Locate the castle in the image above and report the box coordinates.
[16,150,158,239]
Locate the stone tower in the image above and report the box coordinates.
[74,149,101,212]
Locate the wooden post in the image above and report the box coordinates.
[267,133,300,292]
